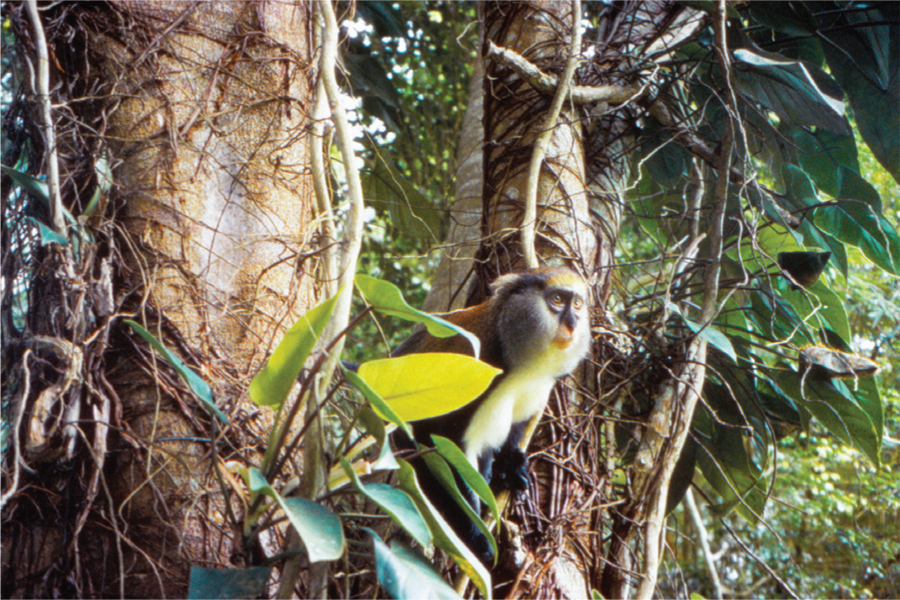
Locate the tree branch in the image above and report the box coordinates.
[485,40,643,104]
[685,488,724,599]
[632,2,736,597]
[25,0,64,234]
[277,0,367,597]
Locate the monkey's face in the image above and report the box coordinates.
[546,287,586,350]
[496,269,590,378]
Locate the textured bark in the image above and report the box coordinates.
[2,3,316,597]
[426,1,705,597]
[477,0,595,289]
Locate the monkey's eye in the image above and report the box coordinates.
[572,298,583,310]
[549,293,565,308]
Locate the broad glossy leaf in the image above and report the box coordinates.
[421,451,497,562]
[249,293,340,407]
[667,302,736,363]
[642,133,690,188]
[835,166,882,212]
[814,201,900,275]
[432,436,499,523]
[369,530,461,600]
[357,354,500,422]
[776,372,880,466]
[693,406,767,520]
[281,497,345,562]
[396,460,492,599]
[342,365,413,439]
[341,458,431,548]
[733,48,850,136]
[786,127,859,198]
[355,275,481,357]
[24,216,68,246]
[366,153,443,239]
[817,5,899,180]
[243,467,346,562]
[357,407,399,471]
[666,438,696,515]
[749,2,816,37]
[2,165,49,204]
[125,320,227,424]
[188,566,272,600]
[782,163,819,207]
[777,278,850,344]
[775,165,850,278]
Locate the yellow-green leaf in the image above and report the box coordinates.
[249,293,340,407]
[357,353,501,422]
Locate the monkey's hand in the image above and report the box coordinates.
[490,445,530,494]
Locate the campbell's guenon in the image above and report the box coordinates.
[392,267,592,564]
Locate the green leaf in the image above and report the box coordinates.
[748,290,814,348]
[249,293,340,407]
[342,365,413,439]
[124,320,227,424]
[243,467,346,562]
[281,497,345,562]
[749,2,817,37]
[693,404,767,520]
[396,460,492,599]
[365,153,443,239]
[733,47,851,136]
[817,5,899,180]
[776,372,880,466]
[356,354,500,422]
[814,201,900,275]
[368,530,462,600]
[431,436,499,524]
[421,451,497,562]
[836,166,883,213]
[187,566,272,600]
[355,274,481,357]
[357,407,399,471]
[667,302,737,363]
[776,277,850,345]
[2,165,49,204]
[642,135,690,188]
[341,458,432,548]
[24,216,68,246]
[786,127,859,198]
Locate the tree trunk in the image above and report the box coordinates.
[428,1,705,597]
[2,3,316,597]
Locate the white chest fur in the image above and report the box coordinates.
[461,344,574,468]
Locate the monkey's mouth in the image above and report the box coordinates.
[554,326,574,348]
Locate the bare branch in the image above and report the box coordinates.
[25,0,64,234]
[486,40,643,104]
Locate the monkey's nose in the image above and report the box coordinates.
[554,325,574,348]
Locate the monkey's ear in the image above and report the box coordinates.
[489,272,522,296]
[777,251,831,290]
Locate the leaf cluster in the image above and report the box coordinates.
[611,0,896,527]
[131,276,503,599]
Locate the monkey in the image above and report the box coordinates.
[391,266,592,565]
